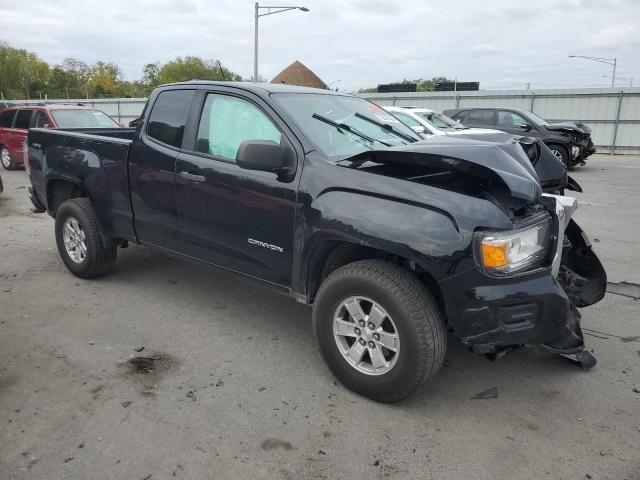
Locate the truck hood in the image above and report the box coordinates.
[340,136,543,204]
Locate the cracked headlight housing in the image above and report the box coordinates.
[476,218,551,274]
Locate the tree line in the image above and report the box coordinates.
[0,41,243,100]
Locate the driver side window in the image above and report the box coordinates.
[195,94,281,162]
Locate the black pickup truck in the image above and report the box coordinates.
[26,82,606,402]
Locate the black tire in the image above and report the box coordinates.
[54,198,117,279]
[547,144,569,167]
[1,146,18,170]
[313,260,446,402]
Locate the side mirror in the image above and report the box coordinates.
[236,139,295,179]
[519,123,533,131]
[42,123,51,129]
[410,125,426,134]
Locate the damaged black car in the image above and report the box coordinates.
[443,106,596,167]
[26,82,606,402]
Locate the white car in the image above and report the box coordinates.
[383,106,502,138]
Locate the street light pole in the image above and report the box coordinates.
[253,3,309,82]
[254,2,259,82]
[568,55,618,87]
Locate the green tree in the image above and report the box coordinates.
[157,56,242,84]
[47,58,90,99]
[88,61,122,97]
[0,42,49,99]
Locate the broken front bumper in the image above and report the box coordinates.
[439,194,605,353]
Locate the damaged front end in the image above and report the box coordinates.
[338,135,607,368]
[537,194,607,366]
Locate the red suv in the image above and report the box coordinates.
[0,104,120,170]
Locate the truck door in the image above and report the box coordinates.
[129,89,195,249]
[7,109,33,161]
[175,89,299,286]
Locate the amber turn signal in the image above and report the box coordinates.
[481,241,509,269]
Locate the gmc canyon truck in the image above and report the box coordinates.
[26,82,606,402]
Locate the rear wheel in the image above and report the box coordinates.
[1,146,18,170]
[313,260,447,402]
[548,144,569,166]
[54,198,117,278]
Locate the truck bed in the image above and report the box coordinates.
[27,127,137,243]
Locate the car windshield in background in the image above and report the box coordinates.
[415,111,464,130]
[526,111,550,126]
[272,93,420,160]
[51,109,119,128]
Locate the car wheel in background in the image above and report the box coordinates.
[313,259,446,402]
[54,198,117,279]
[1,146,17,170]
[547,144,569,166]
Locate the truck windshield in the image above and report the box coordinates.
[272,93,420,160]
[414,111,465,131]
[51,109,119,128]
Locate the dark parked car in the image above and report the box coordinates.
[0,103,120,170]
[443,107,596,167]
[26,82,606,402]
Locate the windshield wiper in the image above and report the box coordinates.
[354,113,417,143]
[312,113,392,147]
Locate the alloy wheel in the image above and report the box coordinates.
[62,217,87,263]
[333,296,400,376]
[1,148,11,169]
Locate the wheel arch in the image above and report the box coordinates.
[302,239,445,318]
[46,178,88,217]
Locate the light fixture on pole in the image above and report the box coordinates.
[568,55,617,87]
[254,3,309,82]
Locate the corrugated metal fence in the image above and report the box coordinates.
[362,87,640,155]
[11,87,640,154]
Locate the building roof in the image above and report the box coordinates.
[270,61,327,89]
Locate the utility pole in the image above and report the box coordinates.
[569,55,618,87]
[253,3,309,82]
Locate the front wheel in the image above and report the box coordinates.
[1,146,18,170]
[313,260,446,402]
[54,198,117,278]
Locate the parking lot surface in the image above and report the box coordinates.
[1,155,639,480]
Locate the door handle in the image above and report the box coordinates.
[179,171,205,183]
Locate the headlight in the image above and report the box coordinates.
[477,219,551,274]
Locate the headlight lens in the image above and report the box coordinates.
[478,220,550,273]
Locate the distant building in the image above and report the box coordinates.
[270,61,327,89]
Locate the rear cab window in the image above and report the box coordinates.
[0,109,16,128]
[146,90,195,148]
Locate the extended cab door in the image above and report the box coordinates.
[129,89,196,249]
[175,88,299,286]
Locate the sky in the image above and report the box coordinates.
[1,0,639,92]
